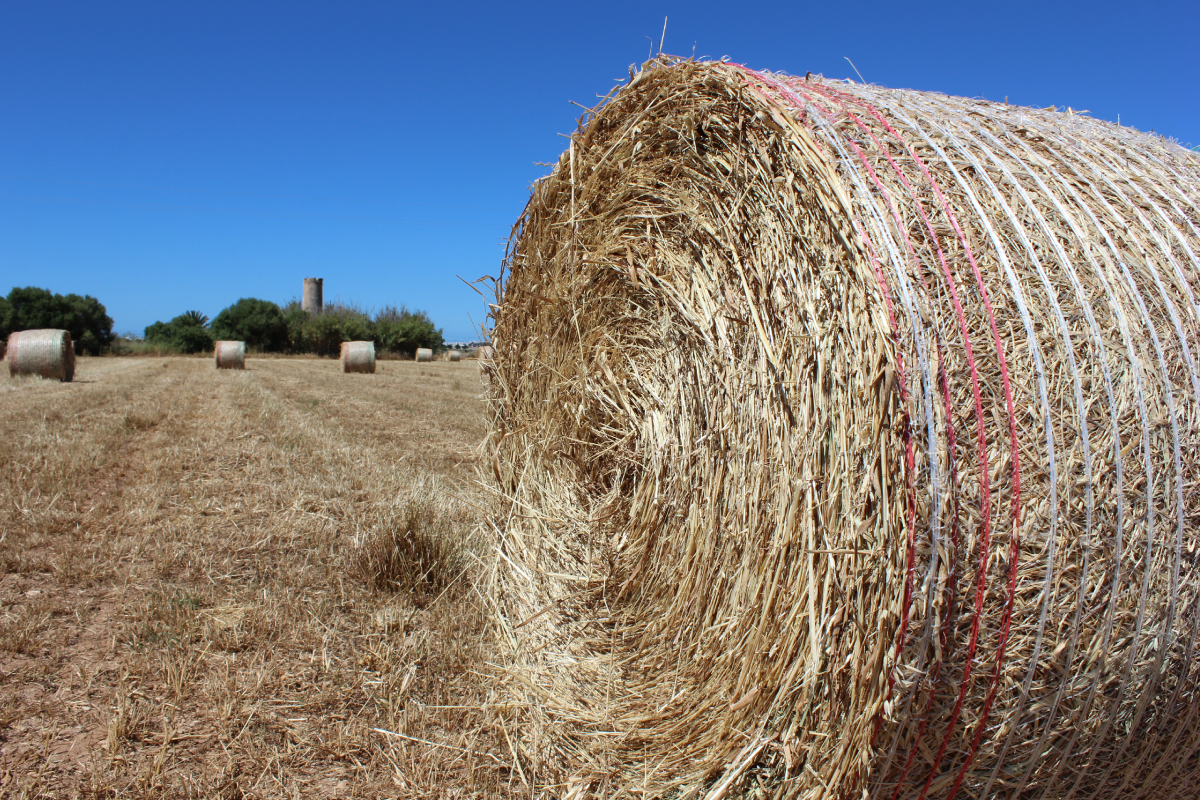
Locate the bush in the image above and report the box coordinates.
[298,302,375,356]
[374,305,443,356]
[138,297,446,357]
[2,287,115,355]
[282,301,310,354]
[211,298,288,351]
[173,323,214,354]
[144,311,214,354]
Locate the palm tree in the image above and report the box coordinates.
[181,310,209,328]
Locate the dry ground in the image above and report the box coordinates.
[0,357,519,799]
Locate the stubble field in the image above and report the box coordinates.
[0,357,517,799]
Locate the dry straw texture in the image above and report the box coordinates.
[341,340,376,373]
[6,329,75,382]
[447,350,462,362]
[478,345,495,385]
[415,347,433,363]
[484,58,1200,799]
[214,340,246,370]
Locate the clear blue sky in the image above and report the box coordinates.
[2,1,1196,341]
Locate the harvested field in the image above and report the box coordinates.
[0,357,519,799]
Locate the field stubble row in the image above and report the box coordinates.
[0,357,520,798]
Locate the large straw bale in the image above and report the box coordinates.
[6,329,75,381]
[484,58,1200,799]
[415,347,433,363]
[340,340,376,373]
[214,340,245,370]
[447,350,461,362]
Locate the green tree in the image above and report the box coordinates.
[144,312,214,354]
[4,287,115,355]
[65,293,117,356]
[298,303,375,356]
[374,305,443,356]
[180,310,209,328]
[211,298,288,351]
[282,301,309,353]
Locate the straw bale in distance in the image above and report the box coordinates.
[447,350,461,362]
[484,58,1200,799]
[415,347,433,363]
[213,340,245,370]
[340,340,376,373]
[6,329,75,382]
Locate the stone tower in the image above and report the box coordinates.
[302,278,323,314]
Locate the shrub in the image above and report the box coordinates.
[211,298,288,351]
[374,305,443,356]
[282,301,310,353]
[299,303,375,356]
[144,312,214,354]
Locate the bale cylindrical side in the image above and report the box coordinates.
[486,59,1200,799]
[415,347,433,363]
[447,350,461,362]
[341,340,376,373]
[6,329,75,381]
[214,341,246,369]
[302,277,323,314]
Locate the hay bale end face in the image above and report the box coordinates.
[414,347,433,363]
[340,340,376,373]
[213,341,245,370]
[6,329,75,381]
[486,59,1200,798]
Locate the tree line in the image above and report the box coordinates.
[144,298,445,357]
[1,287,446,358]
[0,287,115,355]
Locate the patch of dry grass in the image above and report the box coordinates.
[350,489,470,600]
[0,357,519,798]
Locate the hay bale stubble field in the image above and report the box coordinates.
[0,357,517,798]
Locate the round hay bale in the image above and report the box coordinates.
[214,340,245,370]
[485,59,1200,799]
[447,350,461,362]
[340,340,376,373]
[477,344,494,361]
[6,329,74,381]
[415,347,433,363]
